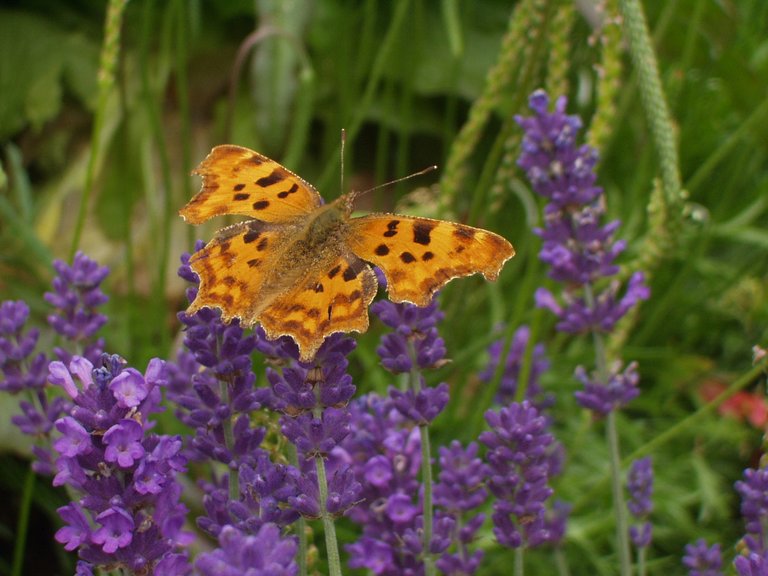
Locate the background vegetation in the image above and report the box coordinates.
[0,0,767,574]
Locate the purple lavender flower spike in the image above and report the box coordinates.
[0,300,48,393]
[50,353,191,573]
[1,299,74,475]
[683,539,723,576]
[433,440,489,574]
[480,401,557,549]
[342,393,436,573]
[280,408,352,456]
[627,457,653,519]
[196,524,297,576]
[736,466,768,553]
[479,325,551,406]
[517,90,649,417]
[389,382,449,426]
[574,361,641,416]
[372,298,447,373]
[735,551,768,576]
[44,251,109,363]
[260,326,362,521]
[516,88,650,322]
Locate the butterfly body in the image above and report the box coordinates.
[181,145,515,361]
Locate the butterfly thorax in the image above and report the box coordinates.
[261,197,353,293]
[302,198,351,249]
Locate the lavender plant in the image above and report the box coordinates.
[2,252,110,476]
[683,539,723,576]
[627,457,653,575]
[516,89,650,575]
[49,353,191,574]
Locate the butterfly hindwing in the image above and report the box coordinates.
[180,145,322,224]
[187,219,300,323]
[259,254,378,361]
[347,214,515,306]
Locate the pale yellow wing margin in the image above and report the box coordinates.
[259,255,378,362]
[347,214,515,306]
[180,145,322,224]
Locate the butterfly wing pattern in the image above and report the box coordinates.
[181,145,515,361]
[180,145,322,224]
[346,215,514,306]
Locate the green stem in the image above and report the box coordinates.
[514,546,524,576]
[420,423,435,575]
[618,0,683,214]
[554,546,571,576]
[637,545,647,576]
[607,411,632,576]
[70,0,128,259]
[10,467,34,576]
[314,455,342,576]
[584,283,631,574]
[407,340,435,576]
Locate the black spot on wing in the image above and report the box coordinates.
[277,183,299,199]
[375,244,390,256]
[233,183,246,191]
[400,252,416,263]
[422,251,434,261]
[328,265,341,279]
[413,221,435,245]
[234,193,250,201]
[256,237,269,251]
[343,266,357,282]
[383,220,400,238]
[256,169,285,187]
[252,200,270,210]
[454,226,476,241]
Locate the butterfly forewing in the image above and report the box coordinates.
[347,214,515,306]
[180,145,322,224]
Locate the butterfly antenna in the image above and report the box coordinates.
[354,164,438,201]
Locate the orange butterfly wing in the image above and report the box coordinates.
[347,214,515,306]
[180,145,322,224]
[259,254,378,361]
[187,219,304,324]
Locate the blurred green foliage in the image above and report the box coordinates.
[0,0,767,574]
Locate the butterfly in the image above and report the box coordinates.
[180,145,515,362]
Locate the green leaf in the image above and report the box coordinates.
[0,9,98,139]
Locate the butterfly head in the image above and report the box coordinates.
[332,191,360,218]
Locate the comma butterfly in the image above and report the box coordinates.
[180,145,515,361]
